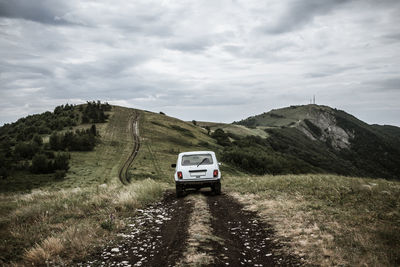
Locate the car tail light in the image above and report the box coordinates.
[177,171,183,179]
[213,169,218,177]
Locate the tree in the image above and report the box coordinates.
[90,124,97,136]
[31,154,49,173]
[32,134,43,146]
[14,142,38,159]
[192,120,197,126]
[205,126,211,135]
[49,132,60,150]
[53,153,70,171]
[211,128,231,146]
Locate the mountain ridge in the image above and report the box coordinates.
[226,104,400,179]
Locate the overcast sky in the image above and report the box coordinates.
[1,0,399,126]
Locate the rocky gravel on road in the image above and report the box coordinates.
[80,190,301,266]
[79,192,192,267]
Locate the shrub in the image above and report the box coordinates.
[170,125,195,138]
[54,170,67,180]
[211,128,231,146]
[100,219,114,231]
[53,153,70,171]
[31,154,50,174]
[15,142,39,159]
[32,134,43,146]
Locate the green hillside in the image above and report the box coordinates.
[0,103,399,266]
[0,103,239,264]
[223,104,400,179]
[0,104,240,192]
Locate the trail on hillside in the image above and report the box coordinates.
[83,190,301,266]
[118,112,141,185]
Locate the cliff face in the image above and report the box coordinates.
[296,107,355,150]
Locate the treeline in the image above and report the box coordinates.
[80,101,111,123]
[31,152,70,177]
[1,135,70,177]
[0,101,110,180]
[211,129,320,175]
[49,125,98,151]
[212,123,400,179]
[0,125,98,178]
[0,103,78,142]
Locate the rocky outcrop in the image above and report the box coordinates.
[296,108,354,150]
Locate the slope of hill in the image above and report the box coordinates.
[0,103,238,264]
[0,104,239,193]
[229,104,400,179]
[0,103,399,266]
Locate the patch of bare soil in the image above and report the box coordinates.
[206,193,302,266]
[80,191,191,266]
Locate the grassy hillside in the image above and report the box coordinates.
[233,104,333,127]
[197,121,269,138]
[228,104,400,179]
[226,174,400,266]
[1,103,399,266]
[0,105,132,192]
[0,105,244,265]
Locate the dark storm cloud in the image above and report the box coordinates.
[0,0,73,25]
[261,0,349,34]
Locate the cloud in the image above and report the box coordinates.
[0,0,73,25]
[0,0,400,126]
[259,0,349,34]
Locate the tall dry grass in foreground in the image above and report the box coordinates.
[0,179,165,266]
[226,174,400,266]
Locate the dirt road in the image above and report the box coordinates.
[118,112,141,185]
[82,190,301,266]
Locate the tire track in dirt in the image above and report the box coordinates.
[81,191,192,267]
[206,193,302,266]
[82,190,302,266]
[118,112,141,185]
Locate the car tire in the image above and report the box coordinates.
[176,184,184,198]
[213,181,221,195]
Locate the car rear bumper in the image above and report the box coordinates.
[175,179,220,187]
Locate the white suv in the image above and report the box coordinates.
[171,151,221,197]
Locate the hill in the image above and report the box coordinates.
[0,102,399,266]
[223,104,400,179]
[0,103,242,193]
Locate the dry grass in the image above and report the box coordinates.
[24,237,64,265]
[226,174,400,266]
[0,179,166,266]
[178,194,221,266]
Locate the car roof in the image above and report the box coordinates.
[178,151,215,157]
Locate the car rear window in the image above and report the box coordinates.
[181,154,213,166]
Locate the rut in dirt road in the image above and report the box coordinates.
[81,191,301,266]
[80,191,192,267]
[118,112,141,185]
[205,193,301,266]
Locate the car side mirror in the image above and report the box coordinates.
[218,162,222,166]
[171,164,176,168]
